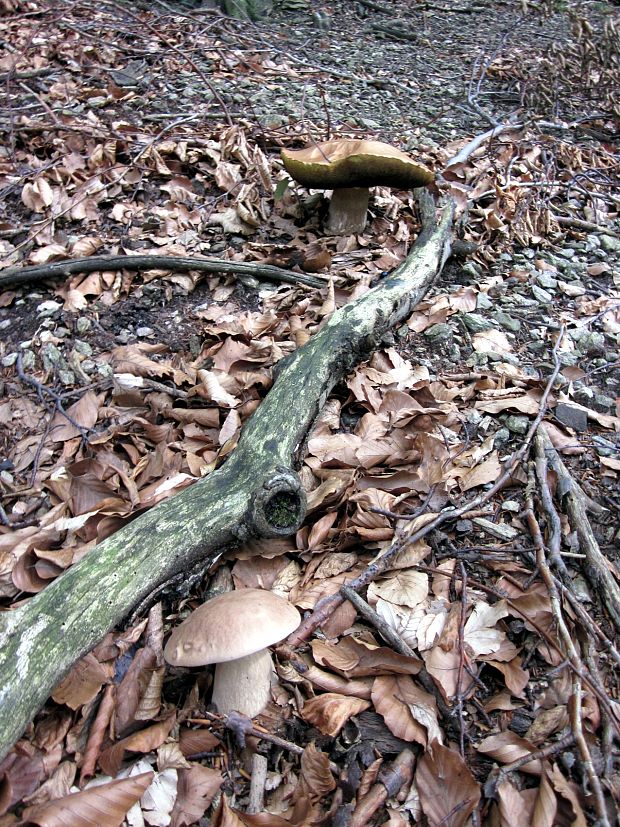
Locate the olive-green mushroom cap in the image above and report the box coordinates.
[281,138,434,190]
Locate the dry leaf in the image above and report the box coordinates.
[416,742,481,827]
[22,771,153,827]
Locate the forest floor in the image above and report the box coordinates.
[0,0,619,825]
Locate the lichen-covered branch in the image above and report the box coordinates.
[0,192,454,762]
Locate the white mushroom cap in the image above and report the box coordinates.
[164,588,301,667]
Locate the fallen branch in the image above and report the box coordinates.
[443,124,521,169]
[536,426,620,634]
[0,190,454,763]
[0,254,324,290]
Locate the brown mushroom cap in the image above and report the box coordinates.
[164,588,301,668]
[281,138,434,190]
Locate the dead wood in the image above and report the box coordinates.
[0,190,454,762]
[0,254,324,290]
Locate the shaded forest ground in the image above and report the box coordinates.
[0,0,619,825]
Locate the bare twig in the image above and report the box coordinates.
[0,254,324,290]
[537,426,620,634]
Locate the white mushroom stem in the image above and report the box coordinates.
[211,648,274,718]
[326,187,370,235]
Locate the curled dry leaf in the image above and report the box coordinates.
[477,732,542,775]
[51,652,112,710]
[98,714,176,778]
[311,636,421,678]
[21,771,154,827]
[301,693,370,736]
[371,675,441,747]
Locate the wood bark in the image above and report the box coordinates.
[0,192,454,762]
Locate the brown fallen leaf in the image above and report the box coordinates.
[371,675,441,747]
[301,693,370,736]
[21,771,153,827]
[170,765,224,827]
[416,741,481,827]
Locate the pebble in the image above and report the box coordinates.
[555,402,588,432]
[504,415,530,434]
[600,235,620,253]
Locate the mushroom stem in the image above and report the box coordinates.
[327,187,370,235]
[211,648,274,718]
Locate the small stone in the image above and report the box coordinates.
[555,247,576,259]
[555,402,588,432]
[36,300,62,317]
[493,427,511,448]
[532,285,553,303]
[502,500,520,512]
[76,317,92,334]
[1,353,17,367]
[571,331,605,356]
[558,281,586,297]
[136,326,154,337]
[423,323,452,343]
[494,311,521,333]
[504,415,530,434]
[592,436,618,457]
[592,393,615,412]
[472,517,519,541]
[74,340,93,356]
[460,313,493,333]
[536,273,557,289]
[0,319,11,331]
[476,293,493,310]
[600,235,620,253]
[81,359,96,374]
[461,262,481,279]
[21,350,36,370]
[455,520,473,534]
[97,363,114,378]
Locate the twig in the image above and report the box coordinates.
[348,749,415,827]
[552,214,620,238]
[537,426,620,634]
[339,586,415,658]
[247,753,268,815]
[454,561,468,757]
[16,353,91,442]
[99,0,232,125]
[443,124,521,168]
[8,117,199,256]
[189,712,339,774]
[0,254,324,290]
[570,673,610,827]
[486,733,575,798]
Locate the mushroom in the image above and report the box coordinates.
[164,588,301,718]
[281,138,434,235]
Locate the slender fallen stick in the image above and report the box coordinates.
[537,426,620,634]
[0,254,324,290]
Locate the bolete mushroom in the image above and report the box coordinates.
[281,138,434,235]
[164,588,301,718]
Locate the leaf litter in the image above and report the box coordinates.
[1,0,620,824]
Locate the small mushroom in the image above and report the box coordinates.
[281,138,434,235]
[164,588,301,718]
